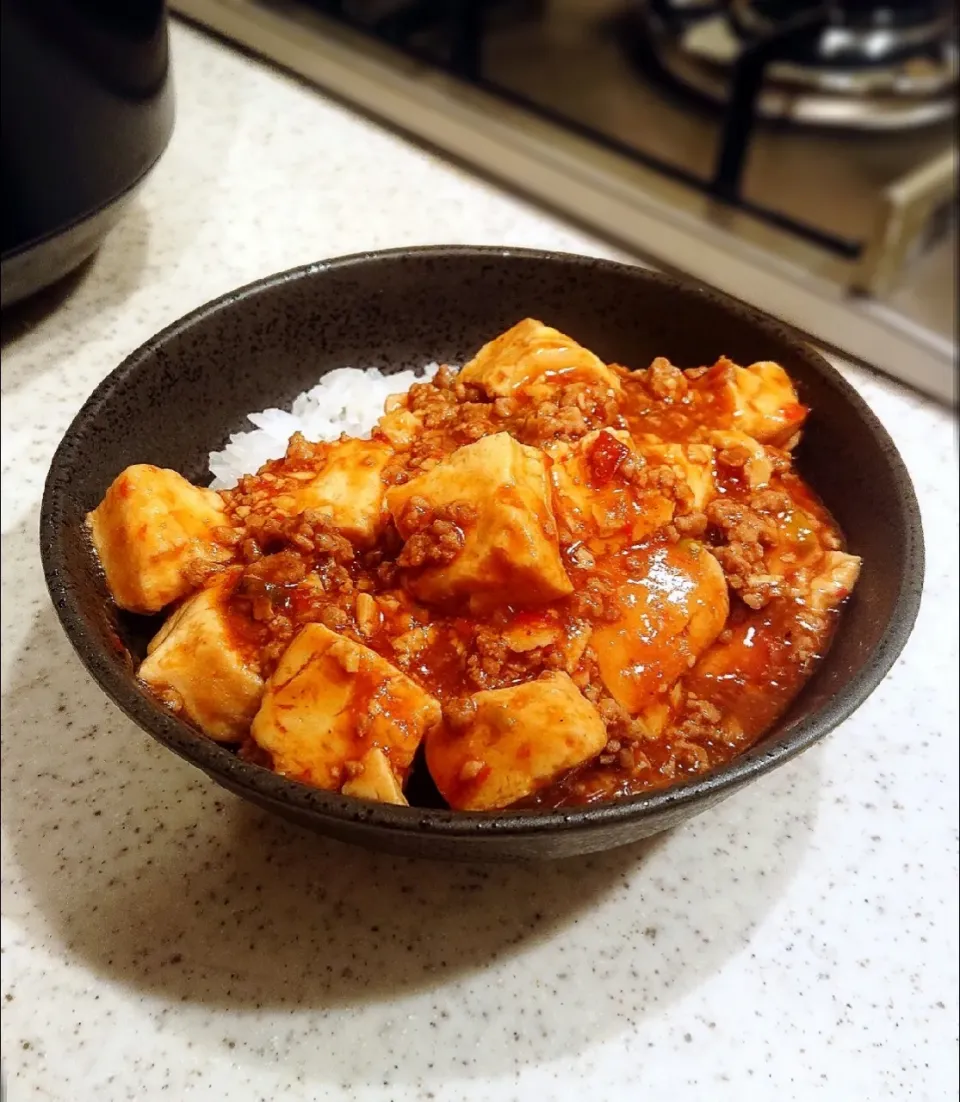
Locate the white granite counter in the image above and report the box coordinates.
[2,20,957,1102]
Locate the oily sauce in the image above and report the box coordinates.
[165,357,852,807]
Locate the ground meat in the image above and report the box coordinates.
[712,541,764,599]
[396,501,476,570]
[750,489,793,514]
[739,576,783,610]
[284,431,316,463]
[398,520,464,569]
[717,444,753,470]
[384,369,504,469]
[674,693,723,740]
[514,383,620,446]
[233,555,304,629]
[594,692,646,743]
[465,405,505,442]
[443,695,478,730]
[673,740,711,772]
[706,499,773,546]
[320,605,351,632]
[464,627,527,688]
[705,499,784,608]
[241,550,308,587]
[622,459,695,515]
[645,356,689,400]
[229,506,356,565]
[181,557,227,588]
[569,575,621,621]
[260,635,294,671]
[674,510,708,537]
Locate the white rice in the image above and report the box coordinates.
[208,363,440,488]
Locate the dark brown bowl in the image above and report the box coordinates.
[40,246,923,861]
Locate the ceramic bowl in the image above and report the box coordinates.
[40,246,924,860]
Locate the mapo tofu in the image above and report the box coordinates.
[87,319,860,810]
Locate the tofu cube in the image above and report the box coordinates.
[548,429,674,549]
[376,407,423,449]
[87,464,233,613]
[807,550,861,613]
[341,748,408,805]
[250,623,441,793]
[139,575,264,742]
[284,438,392,544]
[386,432,572,609]
[733,361,806,445]
[698,358,806,447]
[458,318,622,398]
[426,672,608,810]
[764,505,835,579]
[592,541,728,714]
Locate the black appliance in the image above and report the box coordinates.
[1,0,175,306]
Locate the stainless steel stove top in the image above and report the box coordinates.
[171,0,957,403]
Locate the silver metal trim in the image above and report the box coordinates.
[668,12,958,122]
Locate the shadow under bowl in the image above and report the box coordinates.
[39,246,924,861]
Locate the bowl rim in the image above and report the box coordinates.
[40,244,925,839]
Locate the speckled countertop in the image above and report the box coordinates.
[2,20,957,1102]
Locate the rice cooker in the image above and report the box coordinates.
[1,0,175,306]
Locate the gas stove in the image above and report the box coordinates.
[171,0,957,403]
[645,0,957,128]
